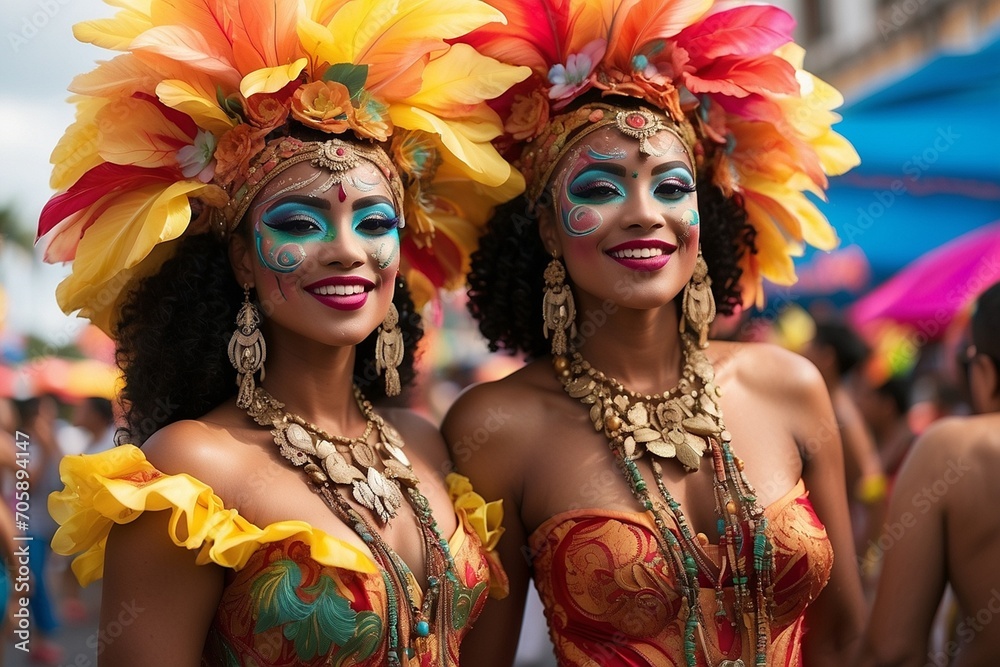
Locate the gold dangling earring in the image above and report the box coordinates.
[680,249,716,349]
[375,302,404,397]
[542,255,577,356]
[229,284,267,408]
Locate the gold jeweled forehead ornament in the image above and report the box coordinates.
[522,102,697,203]
[613,109,675,157]
[211,137,405,239]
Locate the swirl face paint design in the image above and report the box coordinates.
[680,209,700,227]
[256,198,334,273]
[558,147,625,237]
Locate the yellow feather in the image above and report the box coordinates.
[390,107,512,186]
[747,176,839,252]
[73,9,153,51]
[57,181,213,331]
[743,196,798,286]
[156,80,235,136]
[239,59,309,97]
[813,129,861,177]
[402,45,530,116]
[50,98,107,191]
[69,54,162,99]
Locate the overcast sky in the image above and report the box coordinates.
[1,0,115,343]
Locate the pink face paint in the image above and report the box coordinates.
[555,146,623,238]
[565,204,603,237]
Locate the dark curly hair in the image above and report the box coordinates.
[114,231,423,446]
[467,167,756,359]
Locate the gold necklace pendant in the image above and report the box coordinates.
[557,333,724,472]
[247,386,419,524]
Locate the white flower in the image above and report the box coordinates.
[177,129,217,183]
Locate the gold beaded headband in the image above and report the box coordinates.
[211,137,405,239]
[521,103,698,203]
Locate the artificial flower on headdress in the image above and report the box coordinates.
[464,0,859,306]
[37,0,530,334]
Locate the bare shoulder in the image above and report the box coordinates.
[905,414,1000,473]
[443,360,552,447]
[441,360,562,497]
[139,415,248,498]
[711,340,824,397]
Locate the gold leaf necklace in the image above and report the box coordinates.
[555,331,724,471]
[245,385,416,523]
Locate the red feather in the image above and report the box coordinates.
[38,164,176,239]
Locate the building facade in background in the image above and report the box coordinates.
[775,0,1000,96]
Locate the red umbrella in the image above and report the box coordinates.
[850,221,1000,340]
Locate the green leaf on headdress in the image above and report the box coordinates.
[216,85,244,121]
[322,63,369,101]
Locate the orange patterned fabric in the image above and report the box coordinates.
[203,524,493,666]
[528,480,833,666]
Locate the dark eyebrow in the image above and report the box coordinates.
[651,161,694,178]
[574,164,627,179]
[353,195,396,211]
[264,194,331,213]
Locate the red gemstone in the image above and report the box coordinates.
[626,113,646,129]
[336,147,345,156]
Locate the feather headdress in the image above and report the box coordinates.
[464,0,859,305]
[38,0,531,333]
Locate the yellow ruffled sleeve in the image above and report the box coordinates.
[446,472,508,599]
[49,445,377,587]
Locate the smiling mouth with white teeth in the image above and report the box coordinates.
[310,284,367,296]
[610,247,666,259]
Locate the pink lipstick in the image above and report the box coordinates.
[605,239,677,271]
[303,276,374,311]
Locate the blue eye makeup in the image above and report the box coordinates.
[653,166,696,201]
[569,175,625,201]
[353,201,400,236]
[261,201,332,238]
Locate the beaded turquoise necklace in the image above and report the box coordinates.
[555,332,774,667]
[245,386,463,666]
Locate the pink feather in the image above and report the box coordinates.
[676,5,795,63]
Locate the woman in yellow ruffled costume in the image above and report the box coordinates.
[445,1,867,665]
[39,0,528,664]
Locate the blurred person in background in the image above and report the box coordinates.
[860,280,1000,666]
[854,374,914,484]
[58,396,116,623]
[71,397,115,456]
[803,320,887,574]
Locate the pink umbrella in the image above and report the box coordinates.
[850,221,1000,340]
